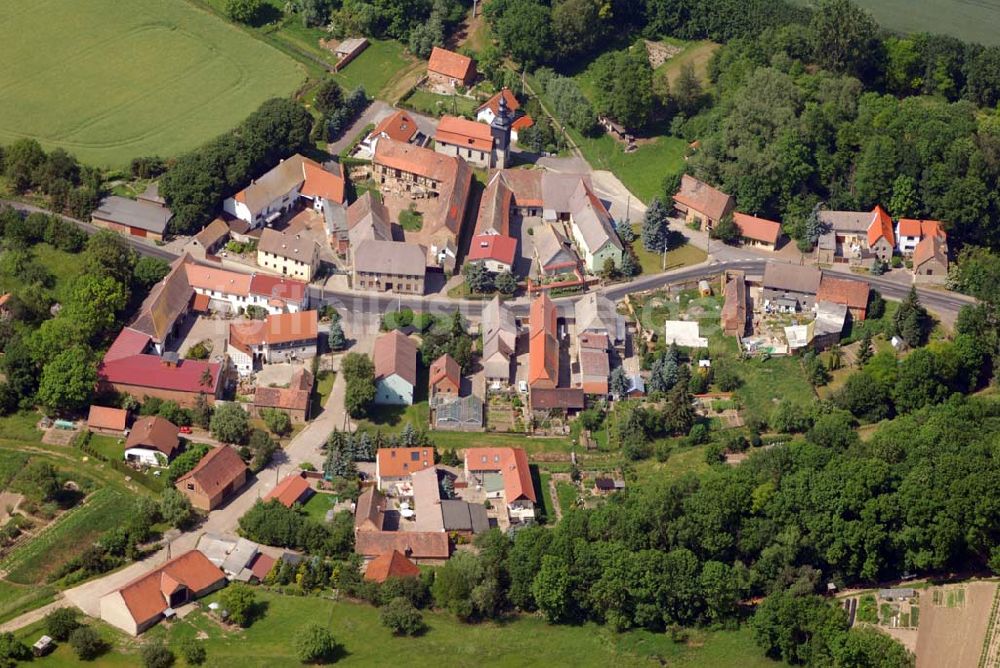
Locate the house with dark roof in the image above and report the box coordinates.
[186,217,230,257]
[672,175,734,230]
[427,47,476,90]
[721,271,748,337]
[256,228,321,282]
[352,240,427,294]
[762,262,822,313]
[223,154,345,230]
[567,180,623,273]
[533,223,578,276]
[99,550,226,635]
[175,445,249,511]
[91,196,173,242]
[355,486,386,532]
[124,416,180,466]
[373,330,418,405]
[481,296,518,385]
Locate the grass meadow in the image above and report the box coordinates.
[16,591,786,667]
[0,0,304,167]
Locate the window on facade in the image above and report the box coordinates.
[186,483,195,491]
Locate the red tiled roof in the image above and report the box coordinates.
[435,116,493,152]
[249,553,276,581]
[125,416,181,458]
[229,311,318,347]
[897,218,922,238]
[733,212,781,245]
[184,264,252,297]
[477,88,520,116]
[116,550,225,628]
[467,234,517,266]
[464,447,536,503]
[253,369,313,413]
[376,447,435,479]
[175,445,248,495]
[88,405,128,431]
[427,47,474,81]
[301,160,345,204]
[429,354,461,389]
[528,294,558,387]
[248,274,308,305]
[511,115,534,131]
[370,110,420,144]
[355,531,451,560]
[364,550,421,583]
[867,205,894,248]
[264,473,311,508]
[914,234,948,269]
[191,293,210,313]
[817,276,870,311]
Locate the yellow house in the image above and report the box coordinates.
[257,228,320,282]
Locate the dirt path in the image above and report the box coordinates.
[0,597,70,633]
[547,478,562,522]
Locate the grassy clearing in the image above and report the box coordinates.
[1,487,134,585]
[310,369,335,417]
[334,39,414,98]
[556,481,579,514]
[18,591,784,667]
[633,444,711,485]
[0,0,304,166]
[300,491,338,524]
[0,243,87,306]
[653,40,720,86]
[403,89,479,118]
[628,226,708,275]
[734,357,816,424]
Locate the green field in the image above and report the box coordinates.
[18,591,786,667]
[791,0,1000,46]
[0,0,304,166]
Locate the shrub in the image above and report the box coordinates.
[180,638,207,665]
[261,408,292,436]
[141,642,174,668]
[380,596,426,636]
[220,583,259,627]
[295,624,339,664]
[69,626,106,661]
[44,607,80,641]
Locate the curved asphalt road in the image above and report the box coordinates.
[4,201,975,321]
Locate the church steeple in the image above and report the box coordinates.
[490,89,513,169]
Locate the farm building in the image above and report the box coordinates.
[175,445,249,511]
[91,196,173,242]
[671,175,734,230]
[426,47,476,89]
[124,416,180,466]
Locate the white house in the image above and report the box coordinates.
[222,155,345,229]
[123,416,180,467]
[567,180,623,273]
[227,311,319,377]
[896,219,946,255]
[184,261,309,315]
[373,331,418,406]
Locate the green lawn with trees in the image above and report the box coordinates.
[0,0,303,166]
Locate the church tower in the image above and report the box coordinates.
[490,92,513,169]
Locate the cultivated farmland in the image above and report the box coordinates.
[791,0,1000,46]
[0,0,304,167]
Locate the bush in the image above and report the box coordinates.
[44,607,80,641]
[180,638,207,665]
[141,642,174,668]
[220,583,259,627]
[69,626,106,661]
[380,596,426,636]
[261,408,292,436]
[295,624,339,664]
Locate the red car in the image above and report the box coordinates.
[179,426,192,434]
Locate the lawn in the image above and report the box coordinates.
[310,369,335,417]
[789,0,1000,46]
[1,486,135,585]
[18,591,786,667]
[0,0,304,166]
[629,226,708,275]
[556,480,580,514]
[0,580,56,625]
[403,89,480,118]
[0,243,87,305]
[333,39,414,99]
[300,491,339,523]
[734,357,816,424]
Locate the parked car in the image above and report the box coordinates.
[518,380,528,394]
[179,426,192,434]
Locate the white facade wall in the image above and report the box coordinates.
[124,447,167,467]
[375,374,414,406]
[433,141,492,169]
